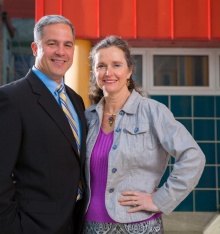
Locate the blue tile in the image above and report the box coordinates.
[197,166,216,188]
[218,167,220,188]
[194,120,215,141]
[217,120,220,141]
[195,190,217,211]
[217,144,220,164]
[150,95,169,107]
[171,96,192,117]
[177,119,192,133]
[216,96,220,117]
[194,96,214,117]
[174,192,193,211]
[218,191,220,212]
[158,167,170,187]
[198,143,215,164]
[170,156,175,165]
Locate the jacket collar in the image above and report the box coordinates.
[91,89,142,115]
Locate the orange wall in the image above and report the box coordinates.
[35,0,220,40]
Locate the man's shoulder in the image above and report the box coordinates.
[0,77,27,93]
[0,70,36,99]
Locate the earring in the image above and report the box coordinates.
[126,79,130,87]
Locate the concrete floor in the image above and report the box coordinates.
[165,232,201,234]
[163,212,219,233]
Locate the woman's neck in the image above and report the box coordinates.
[103,89,131,114]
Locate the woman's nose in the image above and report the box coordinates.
[105,67,113,76]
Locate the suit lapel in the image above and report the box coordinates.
[26,71,80,158]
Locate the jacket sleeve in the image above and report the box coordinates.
[151,102,206,215]
[0,90,23,233]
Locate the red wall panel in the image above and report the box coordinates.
[36,0,61,21]
[62,0,99,38]
[35,0,220,40]
[99,0,136,38]
[210,0,220,39]
[137,0,172,39]
[174,0,209,39]
[36,0,44,21]
[44,0,61,15]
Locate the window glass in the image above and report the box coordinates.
[153,55,209,86]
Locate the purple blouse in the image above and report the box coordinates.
[85,128,162,223]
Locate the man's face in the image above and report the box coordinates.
[31,23,74,83]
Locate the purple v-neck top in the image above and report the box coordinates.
[85,128,161,223]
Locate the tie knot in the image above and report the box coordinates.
[56,84,65,94]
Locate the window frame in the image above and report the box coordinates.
[131,48,220,95]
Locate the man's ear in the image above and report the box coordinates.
[31,42,38,57]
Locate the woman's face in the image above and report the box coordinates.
[93,46,132,95]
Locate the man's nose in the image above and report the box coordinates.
[55,45,65,55]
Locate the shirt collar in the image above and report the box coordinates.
[32,66,64,94]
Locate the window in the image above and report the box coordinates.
[154,55,208,86]
[131,48,219,95]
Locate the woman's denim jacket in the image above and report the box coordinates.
[85,90,205,223]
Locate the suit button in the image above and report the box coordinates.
[119,110,124,115]
[112,168,117,173]
[109,188,114,193]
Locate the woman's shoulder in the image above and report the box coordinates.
[138,95,168,111]
[85,104,98,121]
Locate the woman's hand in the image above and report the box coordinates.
[118,191,160,213]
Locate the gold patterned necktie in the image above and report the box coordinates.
[56,84,83,201]
[56,84,80,154]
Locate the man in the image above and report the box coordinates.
[0,15,87,234]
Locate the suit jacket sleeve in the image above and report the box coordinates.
[0,90,23,233]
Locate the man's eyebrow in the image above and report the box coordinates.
[45,39,73,45]
[65,41,74,45]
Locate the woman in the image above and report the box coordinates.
[83,36,205,234]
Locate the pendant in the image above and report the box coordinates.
[108,116,114,127]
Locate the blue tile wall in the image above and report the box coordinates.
[194,120,215,141]
[178,119,192,133]
[197,166,216,188]
[150,95,220,212]
[218,167,220,189]
[216,96,220,117]
[217,120,220,141]
[198,143,215,164]
[218,143,220,164]
[194,96,215,117]
[195,191,217,211]
[150,95,168,107]
[174,192,193,211]
[171,96,192,117]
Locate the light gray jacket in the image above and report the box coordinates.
[85,90,205,223]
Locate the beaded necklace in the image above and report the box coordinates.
[104,112,117,127]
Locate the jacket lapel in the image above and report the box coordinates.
[26,70,80,158]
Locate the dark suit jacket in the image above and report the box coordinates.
[0,70,87,234]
